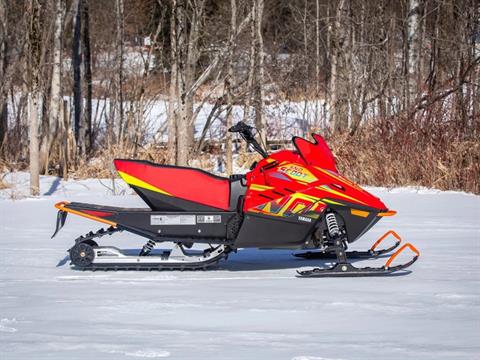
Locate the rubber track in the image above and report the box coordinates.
[71,227,230,271]
[76,257,228,272]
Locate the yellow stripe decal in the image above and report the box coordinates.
[322,198,344,206]
[313,166,364,191]
[250,184,275,191]
[317,185,367,205]
[118,171,172,196]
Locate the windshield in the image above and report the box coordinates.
[293,134,337,172]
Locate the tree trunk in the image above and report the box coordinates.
[82,0,92,151]
[60,99,69,179]
[28,0,41,196]
[39,0,63,174]
[254,0,266,146]
[0,0,7,152]
[175,0,189,166]
[185,1,205,153]
[29,92,40,195]
[406,0,421,110]
[242,3,256,128]
[72,0,84,157]
[167,0,177,164]
[330,0,346,131]
[315,0,320,128]
[225,0,237,175]
[115,0,124,146]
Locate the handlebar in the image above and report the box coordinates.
[228,121,253,134]
[228,121,268,158]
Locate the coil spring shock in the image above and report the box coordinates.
[139,239,156,256]
[325,212,341,238]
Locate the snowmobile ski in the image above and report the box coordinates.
[297,243,420,278]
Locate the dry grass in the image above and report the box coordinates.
[0,178,10,190]
[329,122,480,194]
[1,118,478,194]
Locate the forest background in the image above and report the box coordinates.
[0,0,478,195]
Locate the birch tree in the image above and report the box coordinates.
[28,0,41,195]
[225,0,237,175]
[40,0,64,173]
[167,0,177,164]
[175,0,189,166]
[329,0,347,131]
[115,0,124,145]
[406,0,421,110]
[254,0,266,146]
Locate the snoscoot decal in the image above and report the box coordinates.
[252,192,324,219]
[277,163,318,184]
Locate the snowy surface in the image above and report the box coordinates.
[0,174,479,360]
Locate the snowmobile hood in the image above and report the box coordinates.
[293,133,390,212]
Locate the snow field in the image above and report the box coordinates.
[0,174,479,359]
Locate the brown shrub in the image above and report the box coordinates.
[328,119,480,194]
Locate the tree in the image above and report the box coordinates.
[167,0,178,164]
[225,0,237,175]
[40,0,64,174]
[27,0,42,196]
[406,0,421,110]
[72,0,85,156]
[0,0,8,152]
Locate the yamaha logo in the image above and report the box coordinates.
[298,216,312,223]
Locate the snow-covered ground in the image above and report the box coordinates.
[0,174,479,360]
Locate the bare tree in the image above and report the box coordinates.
[72,0,85,156]
[0,0,7,151]
[39,0,64,173]
[225,0,237,175]
[329,0,346,131]
[406,0,421,110]
[28,0,42,195]
[82,0,92,150]
[254,0,266,146]
[115,0,124,145]
[167,0,178,164]
[175,0,189,166]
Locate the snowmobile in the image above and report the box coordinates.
[52,121,419,277]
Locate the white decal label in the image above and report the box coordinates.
[151,215,196,225]
[197,215,222,224]
[298,216,312,223]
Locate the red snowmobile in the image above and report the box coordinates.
[52,121,419,277]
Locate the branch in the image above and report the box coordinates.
[186,8,253,98]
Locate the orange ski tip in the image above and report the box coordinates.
[377,210,397,217]
[385,243,420,268]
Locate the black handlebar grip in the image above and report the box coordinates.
[228,121,252,133]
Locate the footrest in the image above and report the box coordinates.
[293,229,402,260]
[384,242,420,270]
[369,230,402,256]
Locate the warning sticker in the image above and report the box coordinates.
[151,215,196,225]
[197,215,222,224]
